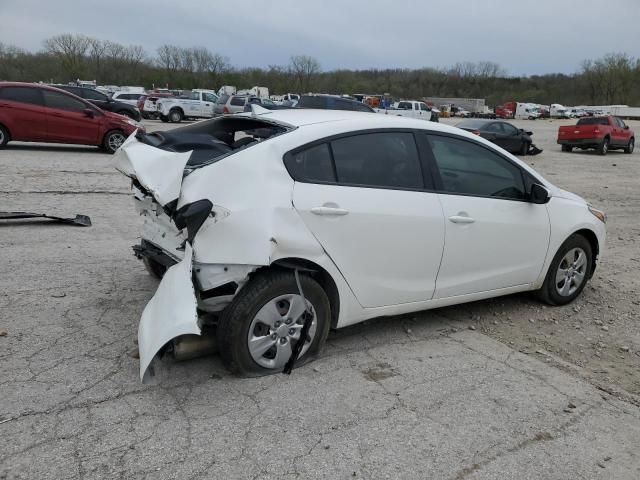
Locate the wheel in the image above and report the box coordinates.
[561,145,572,152]
[520,141,530,156]
[0,124,8,149]
[169,109,183,123]
[217,270,331,376]
[143,257,167,279]
[102,130,126,154]
[624,137,634,154]
[160,115,169,123]
[597,137,609,156]
[536,234,592,306]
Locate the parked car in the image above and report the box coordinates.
[157,89,219,123]
[557,116,634,155]
[375,100,432,121]
[55,85,142,121]
[138,92,174,119]
[297,94,375,112]
[0,82,142,153]
[111,91,145,106]
[115,109,606,382]
[457,119,542,155]
[242,97,291,112]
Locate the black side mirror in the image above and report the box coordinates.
[83,108,95,118]
[529,183,550,204]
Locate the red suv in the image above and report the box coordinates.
[0,82,144,153]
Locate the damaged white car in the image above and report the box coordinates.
[116,107,606,382]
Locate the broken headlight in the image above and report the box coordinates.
[173,199,213,243]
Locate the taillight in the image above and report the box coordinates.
[594,128,600,134]
[472,129,481,135]
[223,106,230,114]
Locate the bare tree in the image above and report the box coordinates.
[43,33,90,79]
[289,54,321,92]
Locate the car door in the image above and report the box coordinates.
[202,93,216,117]
[482,122,512,151]
[288,131,446,308]
[0,86,47,141]
[500,122,524,152]
[42,89,102,145]
[422,133,550,299]
[613,117,629,146]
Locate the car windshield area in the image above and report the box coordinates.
[135,116,292,168]
[577,117,610,126]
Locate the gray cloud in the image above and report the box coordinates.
[1,0,639,74]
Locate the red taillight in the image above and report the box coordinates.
[472,129,481,135]
[594,128,600,134]
[223,106,230,114]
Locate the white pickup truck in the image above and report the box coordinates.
[375,100,432,121]
[157,89,219,123]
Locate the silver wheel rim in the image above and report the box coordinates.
[170,112,180,122]
[0,129,4,144]
[629,139,634,152]
[247,294,317,369]
[602,140,608,153]
[555,247,587,297]
[108,133,125,151]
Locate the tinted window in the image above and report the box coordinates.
[335,99,355,111]
[297,96,327,109]
[397,102,412,110]
[502,123,519,135]
[284,143,335,183]
[352,102,373,113]
[0,86,43,106]
[485,123,504,133]
[577,117,610,126]
[420,103,429,111]
[82,89,108,101]
[331,132,423,189]
[427,135,525,200]
[230,96,246,106]
[43,90,87,112]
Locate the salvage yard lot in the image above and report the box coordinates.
[1,117,639,479]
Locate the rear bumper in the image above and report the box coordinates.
[557,138,601,146]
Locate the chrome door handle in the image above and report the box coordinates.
[311,206,349,216]
[448,215,475,224]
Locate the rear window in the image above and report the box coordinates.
[230,96,246,106]
[0,86,43,106]
[577,117,610,126]
[297,96,327,109]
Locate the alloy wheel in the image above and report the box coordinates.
[555,247,587,297]
[108,132,125,152]
[247,294,317,369]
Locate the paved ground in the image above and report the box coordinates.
[1,117,639,479]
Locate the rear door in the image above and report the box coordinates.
[42,90,102,145]
[0,86,47,141]
[288,130,445,308]
[422,133,550,299]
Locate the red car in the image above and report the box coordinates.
[0,82,143,153]
[557,116,634,155]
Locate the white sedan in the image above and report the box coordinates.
[116,107,606,382]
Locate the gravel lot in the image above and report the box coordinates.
[1,116,639,479]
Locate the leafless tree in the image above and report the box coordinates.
[289,54,321,92]
[43,33,90,78]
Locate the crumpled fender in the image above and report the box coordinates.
[138,242,199,382]
[114,132,192,207]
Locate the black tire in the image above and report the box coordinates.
[217,270,331,376]
[160,115,169,123]
[168,109,183,123]
[624,137,635,154]
[143,257,167,279]
[102,130,126,154]
[0,124,8,149]
[536,234,593,306]
[561,145,572,152]
[597,137,609,156]
[520,141,530,156]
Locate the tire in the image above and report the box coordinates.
[536,234,592,306]
[597,137,609,156]
[624,137,634,154]
[520,141,530,156]
[143,257,167,279]
[102,130,126,154]
[561,145,572,152]
[169,109,183,123]
[160,115,169,123]
[217,270,331,376]
[0,124,8,149]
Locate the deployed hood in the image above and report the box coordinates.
[114,132,191,206]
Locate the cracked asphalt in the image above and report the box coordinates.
[1,118,639,479]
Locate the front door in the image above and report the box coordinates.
[288,131,445,308]
[202,93,217,117]
[423,133,550,298]
[42,90,102,145]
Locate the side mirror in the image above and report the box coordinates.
[529,183,550,204]
[83,108,95,118]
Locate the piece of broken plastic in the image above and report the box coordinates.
[0,212,92,227]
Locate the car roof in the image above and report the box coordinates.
[0,81,91,100]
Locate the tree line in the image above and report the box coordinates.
[1,33,639,107]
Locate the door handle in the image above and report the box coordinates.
[311,206,349,216]
[448,215,475,224]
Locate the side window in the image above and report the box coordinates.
[615,117,625,128]
[43,90,87,112]
[331,132,423,189]
[427,135,525,200]
[230,96,245,106]
[189,92,200,101]
[203,93,216,102]
[420,103,429,112]
[284,143,335,183]
[0,87,44,106]
[397,102,411,110]
[485,123,504,133]
[83,89,108,101]
[502,123,519,135]
[352,102,372,112]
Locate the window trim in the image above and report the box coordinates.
[283,128,433,192]
[420,131,536,203]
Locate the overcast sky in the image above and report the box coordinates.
[1,0,639,75]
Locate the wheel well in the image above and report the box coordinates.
[574,229,599,277]
[0,122,11,140]
[268,258,340,329]
[170,107,183,114]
